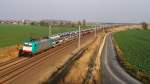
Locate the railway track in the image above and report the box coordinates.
[0,40,71,72]
[0,57,28,71]
[0,58,22,67]
[0,39,77,83]
[0,33,94,84]
[0,38,76,72]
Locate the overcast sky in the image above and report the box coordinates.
[0,0,149,23]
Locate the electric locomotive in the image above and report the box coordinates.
[18,37,57,57]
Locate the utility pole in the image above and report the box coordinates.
[49,25,52,37]
[102,25,105,33]
[95,25,97,37]
[78,25,81,49]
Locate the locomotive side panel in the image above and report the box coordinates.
[38,39,49,52]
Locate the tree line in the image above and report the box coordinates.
[30,19,87,28]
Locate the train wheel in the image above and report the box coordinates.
[29,53,33,57]
[18,53,22,57]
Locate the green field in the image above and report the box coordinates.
[0,24,91,47]
[113,29,150,75]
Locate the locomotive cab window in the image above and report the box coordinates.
[24,44,32,47]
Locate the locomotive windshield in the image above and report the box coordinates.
[24,43,32,47]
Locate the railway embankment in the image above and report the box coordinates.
[44,33,105,84]
[0,45,20,63]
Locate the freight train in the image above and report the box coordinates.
[18,28,95,57]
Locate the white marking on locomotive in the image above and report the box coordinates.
[23,46,32,51]
[23,43,32,52]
